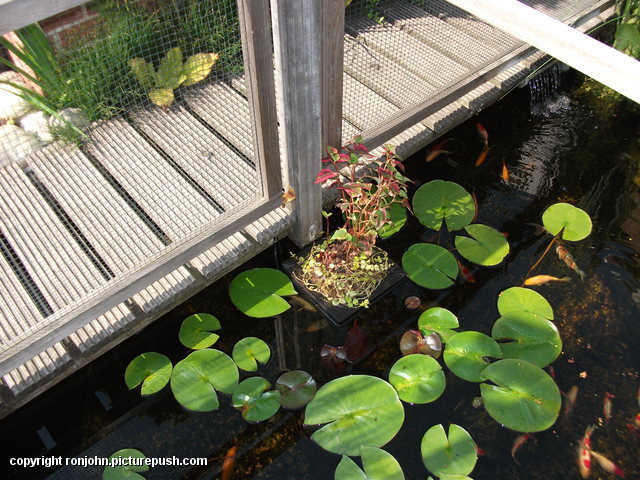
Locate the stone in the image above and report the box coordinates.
[49,108,90,131]
[0,84,34,120]
[19,111,54,143]
[0,125,41,167]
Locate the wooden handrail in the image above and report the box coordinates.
[0,0,88,35]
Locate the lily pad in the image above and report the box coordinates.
[378,202,407,239]
[388,354,446,404]
[178,313,221,349]
[402,243,458,289]
[304,375,405,456]
[444,331,502,382]
[541,203,592,241]
[335,447,405,480]
[413,180,476,231]
[480,359,561,432]
[170,349,238,412]
[103,449,148,480]
[421,424,477,477]
[232,337,271,372]
[399,330,442,359]
[455,224,509,266]
[124,352,172,396]
[418,307,459,342]
[491,312,562,368]
[275,370,317,410]
[232,377,281,422]
[497,287,553,320]
[229,268,297,317]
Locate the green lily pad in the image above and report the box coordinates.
[497,287,553,320]
[103,449,148,479]
[444,331,502,382]
[455,224,509,266]
[304,375,405,456]
[418,307,459,342]
[232,377,281,422]
[480,359,561,432]
[541,203,592,241]
[232,337,271,372]
[170,349,238,412]
[399,330,443,358]
[388,354,446,404]
[421,424,477,477]
[413,180,475,231]
[275,370,317,410]
[124,352,172,396]
[491,312,562,368]
[402,244,458,289]
[229,268,297,317]
[378,202,407,239]
[178,313,221,349]
[438,475,474,480]
[335,447,405,480]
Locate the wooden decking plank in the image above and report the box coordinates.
[2,343,70,394]
[0,253,43,337]
[421,101,470,133]
[68,304,135,353]
[242,207,294,245]
[190,232,254,279]
[231,76,247,96]
[342,73,400,132]
[131,266,194,314]
[458,82,501,111]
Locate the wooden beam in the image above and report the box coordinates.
[0,0,88,35]
[322,0,345,149]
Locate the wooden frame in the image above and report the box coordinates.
[0,0,88,35]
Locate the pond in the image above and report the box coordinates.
[1,70,639,480]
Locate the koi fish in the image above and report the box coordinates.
[556,244,586,280]
[501,159,509,182]
[457,260,475,283]
[562,385,579,420]
[547,365,556,379]
[222,446,237,480]
[476,123,489,145]
[637,386,639,408]
[281,186,296,207]
[603,392,614,424]
[589,450,626,478]
[425,149,451,162]
[523,275,571,286]
[289,295,317,312]
[577,425,596,478]
[306,318,329,332]
[474,145,490,167]
[476,445,487,457]
[471,190,479,223]
[625,413,640,438]
[511,433,532,465]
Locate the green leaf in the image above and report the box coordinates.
[444,332,502,382]
[402,244,458,289]
[275,370,317,410]
[417,307,459,342]
[541,203,592,241]
[182,52,219,86]
[378,202,407,239]
[331,228,353,242]
[128,57,154,90]
[148,88,174,108]
[178,313,221,349]
[304,375,405,456]
[232,337,271,372]
[497,287,553,320]
[455,224,509,266]
[229,268,297,317]
[124,352,172,396]
[421,424,477,477]
[412,180,475,231]
[615,22,640,51]
[335,456,367,480]
[103,449,148,479]
[388,354,445,404]
[480,359,561,432]
[334,447,405,480]
[155,46,185,89]
[232,377,281,422]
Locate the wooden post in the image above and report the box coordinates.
[271,0,344,247]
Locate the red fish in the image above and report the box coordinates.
[547,365,556,379]
[625,413,640,438]
[577,425,595,478]
[603,392,614,424]
[457,260,475,283]
[345,322,367,363]
[222,446,237,480]
[589,450,625,477]
[501,159,509,182]
[476,123,489,145]
[556,244,586,280]
[474,145,490,167]
[511,433,532,465]
[476,445,487,456]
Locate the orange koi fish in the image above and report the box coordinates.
[625,413,640,438]
[562,385,579,420]
[281,187,296,208]
[457,260,475,283]
[474,145,490,167]
[501,159,509,182]
[589,450,626,478]
[603,392,614,424]
[511,433,532,465]
[524,275,571,286]
[471,190,479,223]
[425,149,452,162]
[222,446,237,480]
[556,244,586,280]
[476,123,489,145]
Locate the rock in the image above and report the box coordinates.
[19,111,53,143]
[0,84,34,120]
[48,108,90,131]
[0,125,41,167]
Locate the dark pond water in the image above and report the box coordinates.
[2,70,639,480]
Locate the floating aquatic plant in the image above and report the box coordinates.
[102,449,148,480]
[455,224,509,266]
[497,287,554,320]
[418,307,460,342]
[421,424,477,478]
[413,180,476,231]
[388,354,446,404]
[275,370,317,410]
[232,337,271,372]
[443,331,502,382]
[402,243,458,289]
[124,352,172,396]
[229,268,297,317]
[178,313,221,349]
[541,203,592,241]
[231,377,281,422]
[399,330,443,358]
[335,446,405,480]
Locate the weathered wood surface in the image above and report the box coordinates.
[0,0,88,35]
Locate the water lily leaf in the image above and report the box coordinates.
[124,352,172,396]
[148,88,174,108]
[421,424,477,477]
[480,359,561,432]
[399,330,442,358]
[229,268,297,317]
[335,456,367,480]
[389,354,445,404]
[413,180,475,231]
[439,475,474,480]
[275,370,317,410]
[497,287,553,320]
[232,337,271,372]
[178,313,221,349]
[182,52,219,86]
[418,307,459,342]
[103,449,148,479]
[156,46,184,89]
[304,375,405,456]
[378,202,407,239]
[232,377,281,422]
[541,203,592,241]
[455,224,509,266]
[170,349,238,412]
[335,447,405,480]
[444,331,502,382]
[491,312,562,367]
[402,243,458,289]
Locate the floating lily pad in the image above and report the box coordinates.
[232,377,281,422]
[541,203,592,241]
[455,224,509,266]
[444,331,502,382]
[413,180,475,231]
[275,370,317,410]
[480,359,561,432]
[178,313,221,349]
[421,424,477,477]
[125,352,172,396]
[103,449,148,480]
[399,330,442,358]
[497,287,554,320]
[418,307,459,342]
[232,337,271,372]
[389,354,446,404]
[170,349,238,412]
[229,268,297,317]
[402,243,458,289]
[335,447,405,480]
[378,202,408,239]
[304,375,405,456]
[491,312,562,368]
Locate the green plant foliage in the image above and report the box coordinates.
[444,332,502,382]
[421,424,477,477]
[335,447,405,480]
[304,375,405,456]
[388,354,446,404]
[232,337,271,372]
[402,243,458,289]
[170,349,238,412]
[480,359,561,432]
[229,268,297,317]
[178,313,221,349]
[491,313,562,368]
[103,449,148,479]
[275,370,317,410]
[455,224,509,266]
[378,202,407,239]
[497,287,553,320]
[541,203,592,241]
[124,352,172,396]
[412,180,475,231]
[231,377,281,422]
[418,307,460,342]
